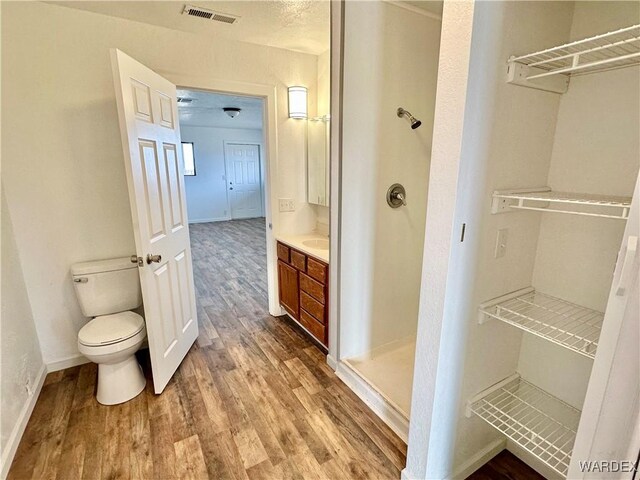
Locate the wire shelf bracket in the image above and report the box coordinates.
[491,187,632,220]
[479,287,604,359]
[466,373,581,477]
[507,62,569,93]
[507,24,640,93]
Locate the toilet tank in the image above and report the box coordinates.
[71,257,142,317]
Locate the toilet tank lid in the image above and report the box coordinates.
[71,257,136,276]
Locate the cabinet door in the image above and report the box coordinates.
[278,260,299,319]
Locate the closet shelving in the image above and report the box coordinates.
[479,288,603,359]
[491,188,632,220]
[466,374,581,477]
[507,24,640,93]
[472,20,639,478]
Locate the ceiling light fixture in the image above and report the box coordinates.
[223,107,241,118]
[288,86,308,119]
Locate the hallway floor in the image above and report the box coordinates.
[8,218,406,480]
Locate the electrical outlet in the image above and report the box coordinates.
[279,198,295,212]
[495,228,508,258]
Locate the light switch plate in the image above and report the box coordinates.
[279,198,295,212]
[495,228,508,258]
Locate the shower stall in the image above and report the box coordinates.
[336,1,442,440]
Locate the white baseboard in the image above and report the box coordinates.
[326,354,338,370]
[335,361,409,443]
[451,437,506,479]
[0,364,47,479]
[188,216,231,224]
[46,354,89,372]
[399,437,504,480]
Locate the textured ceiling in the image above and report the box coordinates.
[177,89,264,130]
[47,0,330,55]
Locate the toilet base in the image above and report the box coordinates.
[96,355,146,405]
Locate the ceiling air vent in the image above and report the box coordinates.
[182,5,240,25]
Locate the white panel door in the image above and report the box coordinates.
[111,49,198,394]
[569,174,640,478]
[224,143,263,219]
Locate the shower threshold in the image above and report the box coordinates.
[343,337,416,420]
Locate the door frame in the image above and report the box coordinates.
[223,141,265,219]
[157,74,283,317]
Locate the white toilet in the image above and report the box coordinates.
[71,257,147,405]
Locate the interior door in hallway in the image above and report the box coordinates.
[224,143,264,219]
[111,49,198,394]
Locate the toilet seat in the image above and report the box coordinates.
[79,311,144,347]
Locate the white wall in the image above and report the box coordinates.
[180,126,263,223]
[340,2,441,359]
[1,186,45,477]
[1,1,319,365]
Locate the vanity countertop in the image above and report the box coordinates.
[276,233,330,264]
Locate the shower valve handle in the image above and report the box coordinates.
[387,184,407,208]
[394,192,407,206]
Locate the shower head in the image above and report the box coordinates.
[397,107,422,129]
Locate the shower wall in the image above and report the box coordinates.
[340,2,441,359]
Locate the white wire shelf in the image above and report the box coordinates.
[491,188,632,220]
[479,288,603,359]
[507,24,640,93]
[466,374,582,477]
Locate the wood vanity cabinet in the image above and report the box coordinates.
[277,241,328,347]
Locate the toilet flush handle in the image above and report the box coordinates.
[146,254,162,265]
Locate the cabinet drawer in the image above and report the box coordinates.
[300,273,325,304]
[291,249,306,271]
[300,291,325,324]
[307,257,328,284]
[300,309,326,345]
[277,242,290,263]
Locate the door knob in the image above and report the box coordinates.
[146,254,162,264]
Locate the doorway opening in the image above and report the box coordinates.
[177,89,265,224]
[176,89,271,329]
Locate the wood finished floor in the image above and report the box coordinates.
[8,218,408,480]
[466,451,545,480]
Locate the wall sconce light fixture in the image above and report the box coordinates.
[288,86,308,119]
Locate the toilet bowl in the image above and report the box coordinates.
[71,257,147,405]
[78,311,147,405]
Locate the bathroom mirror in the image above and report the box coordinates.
[307,117,330,207]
